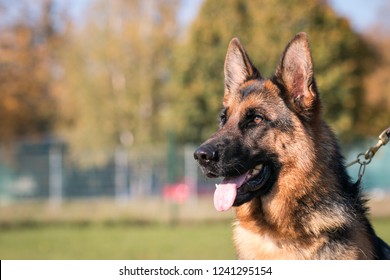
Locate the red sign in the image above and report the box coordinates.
[163,182,190,204]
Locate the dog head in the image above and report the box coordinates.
[194,32,321,211]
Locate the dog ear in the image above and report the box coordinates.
[224,38,261,100]
[275,32,319,119]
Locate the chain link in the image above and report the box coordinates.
[346,127,390,183]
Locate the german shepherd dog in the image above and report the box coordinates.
[194,32,390,259]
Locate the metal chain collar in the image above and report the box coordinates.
[346,127,390,183]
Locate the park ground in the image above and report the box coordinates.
[1,196,389,259]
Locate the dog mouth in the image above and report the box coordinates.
[213,164,271,211]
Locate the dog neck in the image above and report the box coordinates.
[232,124,373,259]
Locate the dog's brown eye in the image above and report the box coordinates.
[253,115,264,124]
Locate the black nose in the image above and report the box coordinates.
[194,145,218,163]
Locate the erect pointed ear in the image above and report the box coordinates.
[224,38,261,99]
[275,32,319,119]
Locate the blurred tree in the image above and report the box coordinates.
[356,1,390,140]
[56,0,179,165]
[0,0,66,142]
[169,0,377,144]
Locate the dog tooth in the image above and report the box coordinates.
[215,184,219,189]
[254,164,263,170]
[252,169,260,176]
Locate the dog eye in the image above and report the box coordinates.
[219,110,227,126]
[253,115,264,124]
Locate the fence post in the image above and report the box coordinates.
[115,146,129,205]
[115,131,133,204]
[49,144,63,206]
[185,145,198,203]
[166,131,177,184]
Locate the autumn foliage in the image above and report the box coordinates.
[0,0,389,161]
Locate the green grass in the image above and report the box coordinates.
[0,222,236,260]
[371,217,390,244]
[0,198,389,260]
[1,218,389,260]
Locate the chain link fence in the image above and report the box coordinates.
[0,138,389,205]
[0,138,213,205]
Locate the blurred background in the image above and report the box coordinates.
[0,0,390,259]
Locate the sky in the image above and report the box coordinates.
[180,0,390,33]
[328,0,389,32]
[48,0,390,33]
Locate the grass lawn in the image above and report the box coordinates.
[1,218,389,260]
[371,217,390,244]
[1,198,389,259]
[0,222,236,260]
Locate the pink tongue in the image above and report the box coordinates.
[213,172,248,211]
